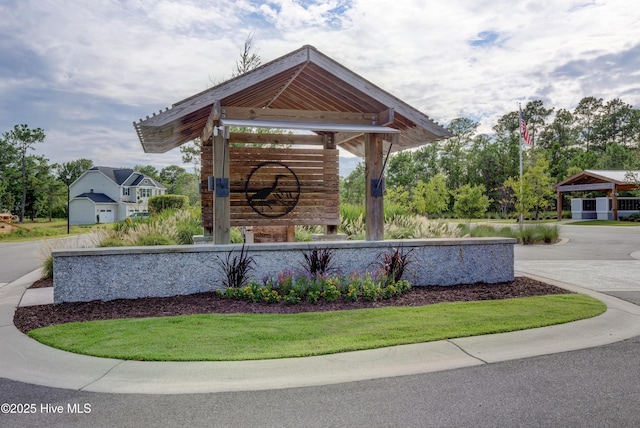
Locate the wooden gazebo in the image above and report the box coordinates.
[134,45,451,243]
[554,170,640,220]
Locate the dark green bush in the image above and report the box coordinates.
[148,195,189,214]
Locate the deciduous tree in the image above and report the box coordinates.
[414,174,449,218]
[1,124,46,222]
[452,183,491,223]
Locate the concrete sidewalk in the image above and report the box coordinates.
[2,269,640,395]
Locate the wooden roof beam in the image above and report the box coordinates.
[200,100,221,142]
[228,133,324,145]
[221,106,387,126]
[264,62,309,108]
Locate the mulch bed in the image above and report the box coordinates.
[14,277,570,334]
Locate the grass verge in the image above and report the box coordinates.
[0,219,104,242]
[565,220,640,227]
[28,294,605,361]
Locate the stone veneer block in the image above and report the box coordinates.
[53,238,515,303]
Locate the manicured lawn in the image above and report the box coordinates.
[0,218,102,242]
[29,294,605,361]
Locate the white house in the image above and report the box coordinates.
[69,166,166,225]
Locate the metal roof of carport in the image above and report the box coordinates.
[133,45,451,156]
[554,170,640,192]
[553,169,640,220]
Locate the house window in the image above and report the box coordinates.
[139,188,152,198]
[123,187,130,196]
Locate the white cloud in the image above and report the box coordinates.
[1,0,639,172]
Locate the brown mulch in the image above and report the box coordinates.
[27,277,54,289]
[13,277,570,334]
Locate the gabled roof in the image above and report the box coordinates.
[88,166,166,189]
[74,192,117,203]
[555,170,640,192]
[90,166,135,185]
[129,173,166,189]
[134,45,451,157]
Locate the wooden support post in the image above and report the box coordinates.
[324,133,338,235]
[201,137,214,237]
[612,187,618,220]
[214,128,230,244]
[365,133,384,241]
[556,191,563,221]
[286,225,296,242]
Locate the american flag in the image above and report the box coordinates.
[519,107,532,146]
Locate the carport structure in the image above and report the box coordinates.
[134,45,451,243]
[554,170,640,220]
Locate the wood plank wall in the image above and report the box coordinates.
[229,147,339,226]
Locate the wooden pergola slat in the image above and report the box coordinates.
[134,45,451,242]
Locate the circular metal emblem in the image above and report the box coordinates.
[244,162,300,218]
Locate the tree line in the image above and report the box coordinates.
[0,124,199,222]
[0,36,265,223]
[342,97,640,218]
[3,96,638,222]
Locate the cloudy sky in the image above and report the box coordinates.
[1,0,639,176]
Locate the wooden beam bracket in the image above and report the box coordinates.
[201,100,221,142]
[378,108,394,126]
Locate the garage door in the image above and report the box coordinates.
[99,209,115,223]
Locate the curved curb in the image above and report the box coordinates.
[1,270,639,394]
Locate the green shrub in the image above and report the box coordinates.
[340,203,365,223]
[136,234,177,246]
[294,225,323,242]
[320,280,341,302]
[42,255,54,279]
[95,209,200,246]
[361,279,382,301]
[384,201,411,221]
[172,208,202,244]
[230,227,243,243]
[466,224,500,237]
[384,215,419,239]
[499,226,516,238]
[148,194,189,214]
[282,290,301,305]
[98,237,129,247]
[532,224,559,243]
[340,213,365,239]
[37,234,98,277]
[518,226,535,245]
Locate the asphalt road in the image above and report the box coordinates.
[0,241,44,284]
[0,236,92,284]
[1,336,639,428]
[1,224,639,427]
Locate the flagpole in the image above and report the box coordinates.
[518,103,524,224]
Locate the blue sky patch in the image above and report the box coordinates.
[470,31,500,47]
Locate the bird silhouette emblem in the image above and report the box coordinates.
[245,162,300,218]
